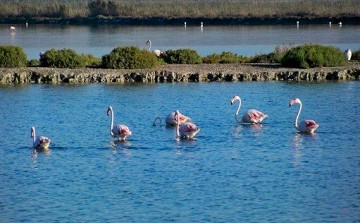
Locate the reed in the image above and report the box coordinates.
[0,0,358,20]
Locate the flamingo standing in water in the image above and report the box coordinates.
[107,106,132,141]
[174,110,200,140]
[289,98,319,134]
[230,95,268,124]
[31,127,50,150]
[165,110,192,126]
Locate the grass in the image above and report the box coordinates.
[0,0,359,20]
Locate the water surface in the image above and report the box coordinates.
[0,24,359,59]
[0,82,359,222]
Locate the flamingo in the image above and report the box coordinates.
[146,40,163,57]
[31,127,50,150]
[165,110,191,126]
[289,98,319,134]
[345,49,352,61]
[230,95,268,124]
[174,110,200,140]
[107,106,132,141]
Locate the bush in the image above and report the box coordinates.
[163,49,202,64]
[101,46,159,69]
[81,54,101,68]
[0,45,27,68]
[251,44,293,63]
[281,44,346,68]
[28,59,40,67]
[40,48,86,68]
[352,49,360,61]
[203,52,249,64]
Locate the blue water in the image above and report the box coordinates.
[0,82,359,222]
[0,24,359,59]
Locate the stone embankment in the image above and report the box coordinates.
[0,63,359,85]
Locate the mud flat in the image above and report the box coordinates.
[0,63,359,85]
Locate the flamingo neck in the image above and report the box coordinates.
[109,110,114,136]
[295,102,302,130]
[235,98,242,123]
[31,128,36,143]
[176,123,180,138]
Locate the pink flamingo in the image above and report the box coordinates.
[165,110,191,126]
[31,127,50,150]
[174,110,200,140]
[107,106,132,141]
[289,98,319,134]
[230,95,268,124]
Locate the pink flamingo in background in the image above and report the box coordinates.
[289,98,319,134]
[107,106,132,141]
[31,127,50,150]
[165,110,192,126]
[230,95,268,124]
[174,110,200,140]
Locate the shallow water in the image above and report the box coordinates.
[1,24,359,59]
[0,82,359,222]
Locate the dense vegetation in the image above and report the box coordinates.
[0,0,359,22]
[162,49,202,64]
[101,46,159,69]
[281,44,346,68]
[1,44,358,69]
[0,45,27,68]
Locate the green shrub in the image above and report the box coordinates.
[281,44,346,68]
[251,44,293,63]
[352,49,360,61]
[81,54,101,67]
[203,52,249,64]
[163,49,202,64]
[101,46,159,69]
[28,59,40,67]
[0,45,27,68]
[40,48,85,68]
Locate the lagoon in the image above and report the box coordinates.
[0,24,360,60]
[0,82,359,222]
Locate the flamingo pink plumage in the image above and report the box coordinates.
[230,95,268,124]
[174,110,200,140]
[107,106,132,141]
[165,110,191,126]
[289,98,319,134]
[31,127,50,150]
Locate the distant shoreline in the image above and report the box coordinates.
[1,63,359,85]
[1,16,360,26]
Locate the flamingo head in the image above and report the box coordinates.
[107,106,113,116]
[230,95,240,105]
[289,98,301,107]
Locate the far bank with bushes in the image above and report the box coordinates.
[0,44,359,84]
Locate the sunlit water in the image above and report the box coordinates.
[0,24,359,59]
[0,82,359,222]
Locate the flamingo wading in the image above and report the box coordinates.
[289,98,319,134]
[174,110,200,140]
[31,127,50,150]
[107,106,132,141]
[165,110,191,126]
[230,95,268,124]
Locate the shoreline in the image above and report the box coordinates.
[1,16,360,26]
[1,63,359,85]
